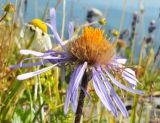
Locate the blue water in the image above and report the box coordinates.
[1,0,160,52]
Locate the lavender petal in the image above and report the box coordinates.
[103,68,144,94]
[93,68,118,117]
[71,87,78,112]
[50,8,57,31]
[122,72,137,86]
[10,60,49,69]
[68,22,74,39]
[20,49,44,56]
[97,66,128,117]
[64,65,81,115]
[46,23,64,47]
[71,62,87,99]
[17,64,58,80]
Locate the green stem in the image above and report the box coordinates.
[28,88,34,121]
[38,74,44,122]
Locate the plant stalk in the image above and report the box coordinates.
[74,71,89,123]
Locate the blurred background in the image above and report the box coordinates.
[1,0,159,58]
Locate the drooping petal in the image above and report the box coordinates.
[17,64,58,80]
[68,22,74,39]
[122,72,137,86]
[71,62,87,111]
[71,62,87,94]
[64,65,81,115]
[125,68,135,76]
[103,68,144,95]
[10,60,49,69]
[71,87,78,112]
[97,66,128,117]
[92,67,118,117]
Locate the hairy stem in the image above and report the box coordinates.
[74,71,89,123]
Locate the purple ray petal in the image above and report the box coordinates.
[97,66,129,117]
[68,22,74,39]
[47,8,65,48]
[103,68,144,95]
[125,68,135,76]
[122,72,137,86]
[71,62,87,111]
[92,67,118,117]
[46,23,65,48]
[71,87,78,112]
[17,63,58,80]
[122,68,141,85]
[71,62,87,99]
[50,8,57,31]
[64,65,82,115]
[10,60,49,69]
[20,49,44,56]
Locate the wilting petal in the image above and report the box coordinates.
[103,68,144,94]
[92,67,118,117]
[17,64,58,80]
[20,49,44,56]
[68,22,74,39]
[10,60,49,69]
[97,66,128,117]
[64,65,81,115]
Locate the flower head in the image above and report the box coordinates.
[31,19,48,33]
[10,8,143,117]
[69,27,115,65]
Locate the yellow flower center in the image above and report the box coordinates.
[31,19,48,33]
[69,27,115,65]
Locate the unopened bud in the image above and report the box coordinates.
[3,3,15,13]
[99,18,107,25]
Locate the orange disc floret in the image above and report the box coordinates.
[69,27,115,65]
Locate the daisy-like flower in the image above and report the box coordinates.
[10,8,143,117]
[20,19,52,51]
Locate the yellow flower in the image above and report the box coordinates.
[31,19,48,33]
